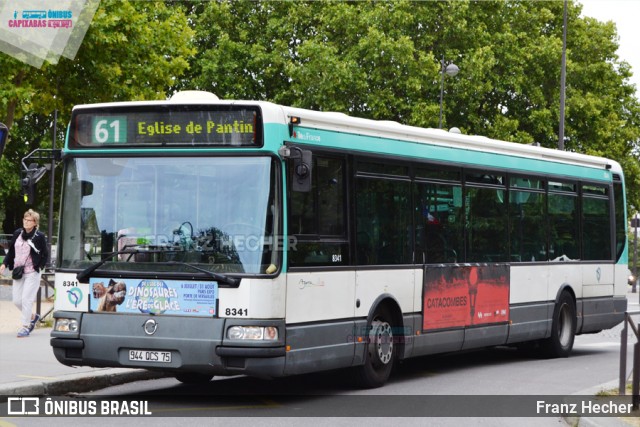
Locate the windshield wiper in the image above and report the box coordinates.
[77,251,240,287]
[165,261,240,287]
[76,249,135,282]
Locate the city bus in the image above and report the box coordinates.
[50,91,629,387]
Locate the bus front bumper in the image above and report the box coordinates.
[50,311,286,378]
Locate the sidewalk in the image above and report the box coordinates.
[0,282,53,334]
[0,284,166,397]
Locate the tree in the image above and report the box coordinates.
[1,0,638,230]
[0,0,195,233]
[180,0,640,211]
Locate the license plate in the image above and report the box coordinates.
[128,349,172,363]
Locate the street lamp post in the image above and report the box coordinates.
[632,212,639,294]
[439,55,459,129]
[559,0,567,150]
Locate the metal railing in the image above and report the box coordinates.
[36,267,56,322]
[619,310,640,410]
[0,233,58,247]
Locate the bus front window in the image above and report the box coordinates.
[59,156,279,275]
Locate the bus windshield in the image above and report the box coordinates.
[58,156,279,275]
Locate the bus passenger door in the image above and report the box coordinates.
[284,270,356,375]
[284,153,355,375]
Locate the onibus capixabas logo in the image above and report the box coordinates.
[0,0,99,68]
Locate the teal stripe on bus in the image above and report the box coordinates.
[286,126,612,182]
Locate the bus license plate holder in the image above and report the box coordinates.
[128,349,172,363]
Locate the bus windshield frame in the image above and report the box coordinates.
[57,155,281,278]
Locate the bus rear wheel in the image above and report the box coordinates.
[175,373,214,384]
[353,305,396,388]
[541,291,576,358]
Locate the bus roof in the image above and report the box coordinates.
[280,105,622,176]
[70,92,622,177]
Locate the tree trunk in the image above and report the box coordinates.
[4,69,26,130]
[2,197,24,234]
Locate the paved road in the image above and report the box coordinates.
[0,284,638,426]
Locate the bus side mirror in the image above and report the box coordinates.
[279,145,313,192]
[0,123,8,158]
[292,149,312,192]
[81,180,94,197]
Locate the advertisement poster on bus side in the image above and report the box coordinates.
[89,278,217,317]
[422,265,509,331]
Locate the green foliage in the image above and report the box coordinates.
[630,233,639,274]
[1,0,639,230]
[0,1,195,232]
[180,0,639,211]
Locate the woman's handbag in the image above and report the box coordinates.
[12,266,24,280]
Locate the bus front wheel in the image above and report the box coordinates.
[541,291,576,358]
[353,304,396,388]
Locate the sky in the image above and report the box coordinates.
[579,0,640,98]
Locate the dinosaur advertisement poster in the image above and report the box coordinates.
[89,278,217,317]
[422,265,509,331]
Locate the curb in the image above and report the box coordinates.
[570,379,638,427]
[0,369,170,401]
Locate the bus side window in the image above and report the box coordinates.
[288,155,348,267]
[613,177,625,261]
[414,182,462,264]
[356,177,411,265]
[582,184,611,261]
[509,186,546,262]
[465,186,508,263]
[548,193,580,261]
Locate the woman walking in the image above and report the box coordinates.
[0,209,49,337]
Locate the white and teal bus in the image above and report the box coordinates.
[51,91,628,387]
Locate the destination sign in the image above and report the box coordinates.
[69,105,262,148]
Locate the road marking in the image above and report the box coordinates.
[578,342,621,348]
[17,375,58,380]
[0,420,18,427]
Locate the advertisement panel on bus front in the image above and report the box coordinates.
[89,277,218,317]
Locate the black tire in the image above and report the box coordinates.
[541,291,576,358]
[175,373,214,384]
[353,304,397,388]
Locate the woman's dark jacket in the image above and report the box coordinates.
[2,228,49,272]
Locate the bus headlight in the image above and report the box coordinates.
[227,326,278,341]
[55,318,79,332]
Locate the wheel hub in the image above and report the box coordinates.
[372,320,393,365]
